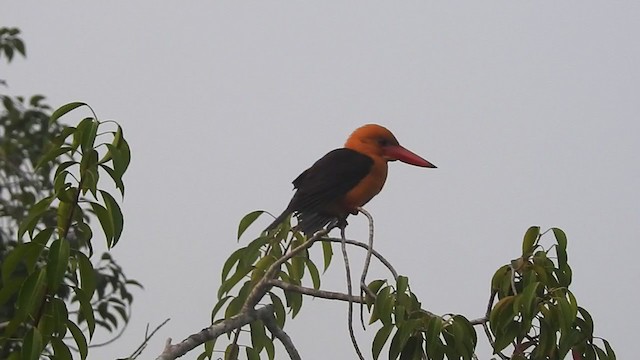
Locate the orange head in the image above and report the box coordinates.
[344,124,436,168]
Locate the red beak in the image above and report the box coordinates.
[384,145,436,168]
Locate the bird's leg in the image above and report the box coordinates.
[326,217,349,232]
[336,218,348,230]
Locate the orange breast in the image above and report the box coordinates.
[341,157,388,213]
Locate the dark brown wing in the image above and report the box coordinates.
[266,148,373,234]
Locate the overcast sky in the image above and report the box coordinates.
[5,2,639,359]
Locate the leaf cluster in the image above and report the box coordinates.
[489,227,615,359]
[0,101,139,359]
[200,212,330,360]
[0,27,26,63]
[366,276,476,360]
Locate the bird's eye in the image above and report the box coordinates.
[377,138,389,146]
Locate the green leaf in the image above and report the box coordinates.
[390,320,421,360]
[21,328,43,360]
[374,286,393,326]
[14,37,26,56]
[372,324,393,360]
[50,298,69,337]
[522,226,540,257]
[80,149,100,195]
[100,190,124,246]
[489,295,514,335]
[284,288,303,318]
[425,316,444,360]
[221,248,244,284]
[552,227,568,250]
[225,343,239,360]
[321,240,333,271]
[17,267,47,319]
[250,320,267,352]
[0,276,24,308]
[577,307,594,338]
[81,118,99,152]
[493,321,519,354]
[245,347,260,360]
[603,339,616,360]
[2,268,46,338]
[47,239,71,293]
[396,275,408,296]
[451,316,476,359]
[264,335,275,360]
[90,201,114,248]
[2,243,29,283]
[36,146,73,170]
[77,252,97,298]
[67,319,88,360]
[368,279,387,295]
[269,292,286,329]
[74,287,96,338]
[218,266,252,300]
[18,195,54,240]
[114,136,131,176]
[536,317,557,357]
[51,338,73,360]
[238,210,265,240]
[305,257,321,289]
[211,295,233,321]
[100,164,125,196]
[50,102,87,126]
[519,282,540,321]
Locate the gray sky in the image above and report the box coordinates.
[5,2,639,359]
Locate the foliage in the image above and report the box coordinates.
[0,27,26,63]
[0,100,137,359]
[489,227,615,359]
[200,212,615,360]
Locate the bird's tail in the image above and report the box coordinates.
[264,209,292,232]
[296,212,336,236]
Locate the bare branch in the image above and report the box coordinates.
[268,279,365,303]
[155,305,274,360]
[357,207,375,330]
[262,310,301,360]
[340,227,365,360]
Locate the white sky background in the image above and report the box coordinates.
[4,2,639,359]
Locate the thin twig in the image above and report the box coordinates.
[128,318,170,359]
[340,227,364,360]
[321,238,398,279]
[357,207,375,330]
[481,290,509,360]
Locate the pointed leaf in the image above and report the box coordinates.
[50,102,86,125]
[67,320,88,360]
[522,226,540,257]
[21,328,43,360]
[47,239,70,293]
[238,210,265,240]
[100,190,124,246]
[372,324,394,360]
[321,240,333,272]
[51,338,73,360]
[77,252,97,298]
[90,201,114,248]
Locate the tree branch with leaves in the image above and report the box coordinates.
[153,209,616,360]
